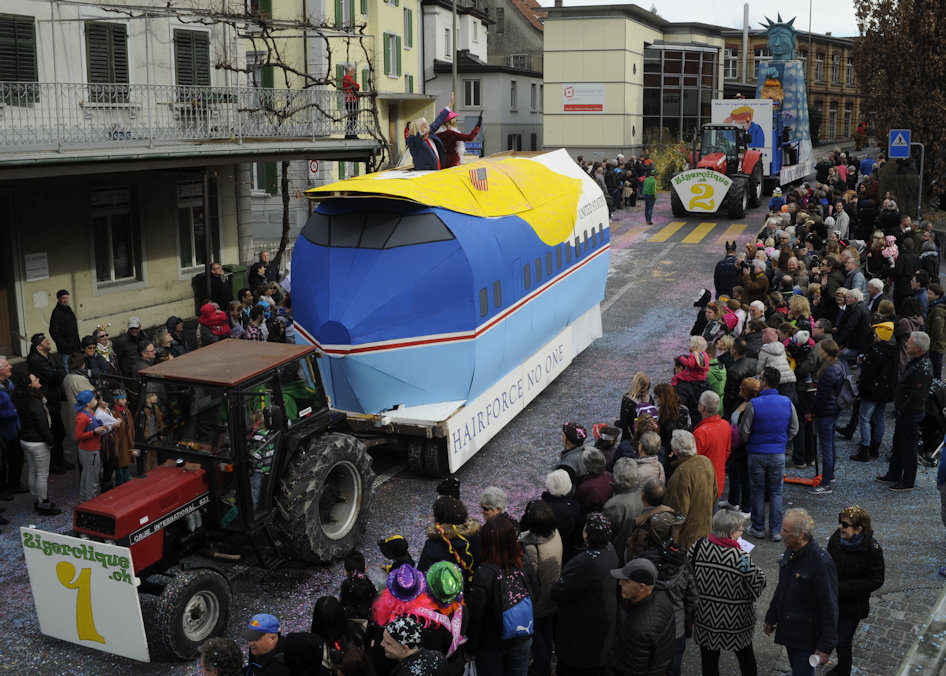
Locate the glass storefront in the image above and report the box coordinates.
[642,46,719,142]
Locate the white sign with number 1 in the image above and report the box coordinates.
[20,527,150,662]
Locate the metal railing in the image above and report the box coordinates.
[0,81,374,151]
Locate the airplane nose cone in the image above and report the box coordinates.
[319,320,352,346]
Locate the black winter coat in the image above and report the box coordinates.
[764,540,839,654]
[465,561,536,657]
[858,339,898,403]
[812,363,844,417]
[826,529,884,620]
[16,395,54,445]
[48,303,81,354]
[606,590,675,676]
[723,356,758,418]
[714,256,740,299]
[837,302,872,353]
[896,355,934,415]
[540,491,583,562]
[26,348,65,405]
[551,544,619,668]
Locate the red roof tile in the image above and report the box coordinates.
[510,0,546,32]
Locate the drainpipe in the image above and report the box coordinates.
[741,3,748,86]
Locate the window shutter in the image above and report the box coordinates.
[112,25,128,84]
[383,34,390,75]
[193,32,210,86]
[338,161,347,180]
[361,67,369,90]
[0,15,38,82]
[336,63,345,89]
[360,0,367,14]
[174,30,194,85]
[260,64,274,89]
[334,0,343,27]
[396,36,402,76]
[258,0,272,18]
[394,0,399,6]
[264,162,278,195]
[174,30,210,86]
[406,9,413,48]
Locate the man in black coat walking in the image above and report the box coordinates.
[764,508,838,674]
[877,331,934,491]
[607,557,675,676]
[48,289,81,370]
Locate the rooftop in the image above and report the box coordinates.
[512,0,547,32]
[139,340,315,386]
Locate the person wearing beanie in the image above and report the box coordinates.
[165,316,191,357]
[74,389,105,503]
[26,332,73,474]
[48,289,81,368]
[556,422,588,488]
[382,614,447,676]
[417,496,481,583]
[850,323,898,462]
[379,535,416,574]
[552,512,619,675]
[113,317,147,376]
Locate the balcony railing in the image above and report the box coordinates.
[0,82,374,152]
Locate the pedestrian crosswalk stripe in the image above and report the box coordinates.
[682,222,716,244]
[714,223,747,244]
[649,221,686,242]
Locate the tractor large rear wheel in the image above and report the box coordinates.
[726,177,748,219]
[275,432,375,562]
[747,163,763,208]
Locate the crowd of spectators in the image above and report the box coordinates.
[0,150,926,675]
[0,251,293,525]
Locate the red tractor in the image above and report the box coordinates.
[71,340,375,659]
[670,124,764,219]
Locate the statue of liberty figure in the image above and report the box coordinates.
[755,14,812,182]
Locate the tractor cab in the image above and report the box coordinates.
[133,341,336,540]
[697,125,750,175]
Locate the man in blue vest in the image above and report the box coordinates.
[739,366,799,541]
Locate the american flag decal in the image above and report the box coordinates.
[470,166,488,191]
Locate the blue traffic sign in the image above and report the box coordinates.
[889,129,911,158]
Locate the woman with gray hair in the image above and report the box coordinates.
[479,486,518,532]
[574,448,614,515]
[688,508,766,675]
[603,458,643,565]
[539,470,582,562]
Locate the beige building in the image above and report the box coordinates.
[544,4,726,158]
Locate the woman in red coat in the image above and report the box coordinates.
[342,64,360,139]
[437,111,482,168]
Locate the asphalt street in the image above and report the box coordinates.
[1,171,942,675]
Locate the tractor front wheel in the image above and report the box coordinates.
[156,568,231,660]
[726,177,748,219]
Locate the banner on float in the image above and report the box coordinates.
[21,527,150,662]
[671,169,734,213]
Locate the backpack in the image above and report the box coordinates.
[836,374,859,410]
[494,567,533,640]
